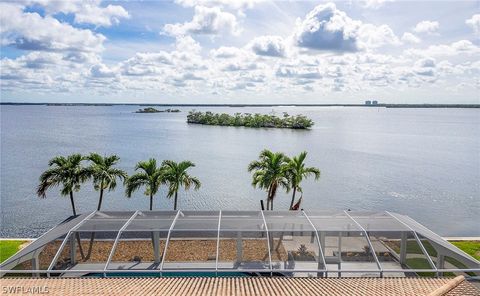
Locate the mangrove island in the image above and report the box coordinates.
[135,107,181,113]
[187,111,314,129]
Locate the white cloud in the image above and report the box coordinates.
[405,40,480,57]
[73,3,129,27]
[210,46,242,58]
[401,32,421,44]
[163,6,239,36]
[413,20,439,34]
[359,24,401,48]
[90,63,118,78]
[248,35,287,57]
[22,0,129,27]
[361,0,394,9]
[466,14,480,34]
[0,2,105,52]
[292,3,400,52]
[174,0,263,11]
[175,35,202,55]
[293,3,361,52]
[413,57,436,77]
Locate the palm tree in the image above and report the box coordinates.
[37,153,90,258]
[84,153,127,259]
[161,160,201,210]
[248,150,290,210]
[286,152,320,210]
[125,158,163,210]
[37,154,91,216]
[87,153,128,211]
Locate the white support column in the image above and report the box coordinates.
[160,211,182,272]
[303,211,328,278]
[400,232,407,265]
[153,232,160,264]
[31,257,40,278]
[236,231,242,265]
[215,210,222,275]
[338,231,342,278]
[47,211,98,272]
[69,235,76,265]
[344,211,383,277]
[437,253,445,277]
[103,211,139,274]
[260,211,273,274]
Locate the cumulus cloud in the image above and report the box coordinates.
[405,40,480,57]
[359,24,401,48]
[2,1,478,101]
[0,2,105,52]
[401,32,421,44]
[174,0,262,10]
[413,57,436,76]
[21,0,129,27]
[73,3,129,27]
[466,14,480,34]
[163,6,239,36]
[361,0,394,9]
[413,20,439,34]
[90,63,118,78]
[292,3,400,52]
[276,66,322,81]
[248,35,287,57]
[210,46,242,58]
[293,3,361,52]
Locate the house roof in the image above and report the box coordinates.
[1,276,478,296]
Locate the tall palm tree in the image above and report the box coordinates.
[125,158,163,210]
[87,153,128,211]
[37,154,90,216]
[37,153,90,258]
[84,153,128,259]
[161,160,201,210]
[248,149,290,210]
[286,152,320,210]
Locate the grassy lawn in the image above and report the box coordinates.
[450,241,480,261]
[0,240,28,263]
[386,240,437,257]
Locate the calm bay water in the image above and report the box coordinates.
[1,105,479,237]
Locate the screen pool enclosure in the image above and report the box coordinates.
[1,210,479,278]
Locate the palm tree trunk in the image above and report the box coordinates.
[69,191,77,216]
[270,184,277,211]
[87,184,104,260]
[266,186,272,210]
[289,187,297,210]
[70,191,85,259]
[149,193,153,211]
[97,182,104,211]
[174,191,178,211]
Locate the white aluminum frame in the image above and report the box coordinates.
[343,210,383,276]
[3,210,478,279]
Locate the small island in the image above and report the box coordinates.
[187,111,314,129]
[135,107,181,113]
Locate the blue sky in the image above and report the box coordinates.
[0,0,479,104]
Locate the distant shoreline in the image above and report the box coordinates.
[1,102,479,108]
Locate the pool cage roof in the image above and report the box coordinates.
[1,210,479,278]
